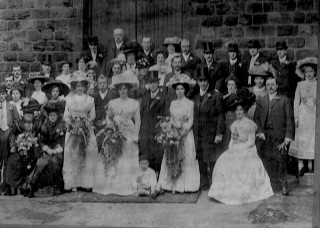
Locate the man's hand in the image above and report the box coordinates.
[256,133,266,141]
[295,117,299,128]
[214,134,223,144]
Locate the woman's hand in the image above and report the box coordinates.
[295,117,299,128]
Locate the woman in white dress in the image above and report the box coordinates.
[289,57,317,176]
[63,76,98,191]
[93,71,141,196]
[208,89,273,205]
[158,77,200,193]
[26,73,49,106]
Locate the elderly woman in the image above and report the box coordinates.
[290,57,318,176]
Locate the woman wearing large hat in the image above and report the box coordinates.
[93,70,141,196]
[26,72,50,106]
[158,73,200,193]
[289,57,318,176]
[163,36,181,65]
[149,49,172,88]
[62,76,98,192]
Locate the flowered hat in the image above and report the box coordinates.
[43,101,64,115]
[70,75,90,89]
[41,79,70,97]
[163,36,181,46]
[27,72,50,84]
[228,88,256,112]
[110,70,139,89]
[295,57,318,78]
[136,57,151,69]
[166,73,196,92]
[21,98,40,114]
[248,62,277,78]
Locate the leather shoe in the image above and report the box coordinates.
[299,166,309,177]
[282,187,289,196]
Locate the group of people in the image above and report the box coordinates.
[0,27,317,205]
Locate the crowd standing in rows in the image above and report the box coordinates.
[0,27,317,205]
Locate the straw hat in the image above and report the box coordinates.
[110,70,139,89]
[27,72,50,84]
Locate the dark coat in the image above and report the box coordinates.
[105,40,129,76]
[81,46,106,76]
[254,94,295,141]
[139,90,166,171]
[243,53,268,87]
[270,58,299,100]
[193,90,225,162]
[13,77,27,97]
[181,52,200,78]
[220,60,246,92]
[140,51,155,66]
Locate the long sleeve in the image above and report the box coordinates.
[285,97,295,140]
[63,100,71,124]
[215,94,225,135]
[88,97,96,123]
[293,83,301,119]
[182,101,194,132]
[134,101,141,138]
[253,99,264,135]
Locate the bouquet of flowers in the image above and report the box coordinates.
[15,132,38,157]
[96,113,126,175]
[155,116,189,182]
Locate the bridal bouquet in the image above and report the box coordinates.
[16,132,39,157]
[155,116,189,181]
[96,113,126,175]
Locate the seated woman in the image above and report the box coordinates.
[25,73,50,106]
[158,76,200,193]
[9,87,24,118]
[208,89,273,205]
[1,99,42,196]
[20,102,66,197]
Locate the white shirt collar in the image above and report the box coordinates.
[206,61,213,68]
[151,89,159,99]
[99,89,108,99]
[116,42,123,49]
[251,53,259,61]
[200,86,209,97]
[182,53,190,61]
[279,55,287,64]
[144,50,150,56]
[268,92,277,101]
[15,75,22,82]
[230,58,237,65]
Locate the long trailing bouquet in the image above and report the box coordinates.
[66,110,92,163]
[16,132,39,157]
[155,115,189,182]
[96,113,127,175]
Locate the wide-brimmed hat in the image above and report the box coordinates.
[163,36,181,46]
[147,70,159,83]
[27,72,50,84]
[0,83,6,93]
[249,62,277,78]
[21,98,40,113]
[123,41,142,55]
[248,40,261,49]
[88,36,99,45]
[276,41,288,50]
[70,76,90,89]
[110,70,139,89]
[203,42,214,54]
[41,80,70,97]
[228,88,256,111]
[228,43,239,53]
[166,73,196,92]
[42,101,64,115]
[295,57,318,78]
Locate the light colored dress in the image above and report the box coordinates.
[31,90,47,105]
[62,94,98,190]
[158,97,200,193]
[208,117,273,205]
[93,97,141,195]
[289,79,316,159]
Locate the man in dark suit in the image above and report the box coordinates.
[244,39,268,87]
[139,71,166,174]
[81,36,106,76]
[140,36,154,66]
[270,41,300,100]
[92,75,116,135]
[193,67,225,189]
[194,42,225,93]
[254,77,295,195]
[0,83,19,182]
[4,74,14,101]
[180,39,200,78]
[220,43,246,92]
[12,65,27,96]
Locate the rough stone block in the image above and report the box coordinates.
[33,41,47,51]
[52,52,69,62]
[312,25,318,35]
[0,21,7,31]
[27,31,41,42]
[306,13,318,23]
[224,15,238,26]
[195,3,213,15]
[30,62,41,72]
[61,41,74,51]
[212,39,223,49]
[0,1,7,10]
[274,0,296,12]
[18,52,36,62]
[15,9,31,20]
[288,37,305,48]
[297,0,314,11]
[14,31,26,40]
[200,27,216,39]
[0,10,15,20]
[218,27,232,38]
[0,63,14,72]
[201,16,223,27]
[267,37,284,48]
[7,0,23,9]
[231,2,245,14]
[24,0,34,9]
[41,30,54,40]
[216,3,231,15]
[247,3,263,14]
[0,42,8,52]
[239,14,252,26]
[293,12,305,24]
[51,7,77,19]
[261,26,276,37]
[19,62,29,72]
[20,19,36,30]
[48,20,69,31]
[47,41,60,51]
[263,2,274,12]
[3,52,17,61]
[10,41,23,51]
[1,31,14,42]
[296,49,317,60]
[269,13,291,24]
[44,0,67,8]
[8,21,21,30]
[231,27,244,38]
[305,36,318,49]
[214,49,228,62]
[299,24,313,36]
[23,41,32,52]
[245,26,260,37]
[37,53,49,62]
[253,14,268,25]
[278,25,298,36]
[31,9,51,19]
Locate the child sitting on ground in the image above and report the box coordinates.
[133,155,161,198]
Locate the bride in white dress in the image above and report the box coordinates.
[158,76,200,193]
[93,71,141,195]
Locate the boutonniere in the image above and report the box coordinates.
[21,81,24,84]
[98,53,103,58]
[156,96,161,100]
[238,63,242,67]
[190,56,193,60]
[254,61,260,66]
[207,93,212,98]
[274,96,280,100]
[56,128,64,136]
[284,60,290,65]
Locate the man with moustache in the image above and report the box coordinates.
[140,36,154,66]
[180,39,199,78]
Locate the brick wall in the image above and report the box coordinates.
[0,0,83,79]
[185,0,318,62]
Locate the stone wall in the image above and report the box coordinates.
[0,0,83,79]
[185,0,318,61]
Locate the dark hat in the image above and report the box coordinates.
[147,70,159,83]
[123,41,143,55]
[228,43,239,53]
[203,42,214,54]
[27,72,50,84]
[248,40,261,49]
[88,36,99,45]
[139,154,149,162]
[228,88,256,111]
[40,55,52,66]
[196,67,210,81]
[41,80,70,97]
[21,98,40,113]
[43,101,64,115]
[276,41,288,50]
[0,83,6,93]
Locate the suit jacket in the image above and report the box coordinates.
[13,77,27,97]
[105,40,129,76]
[220,60,246,92]
[3,101,19,129]
[139,90,166,156]
[140,50,154,66]
[181,52,200,78]
[270,58,299,100]
[253,94,295,141]
[244,53,268,87]
[193,90,225,162]
[81,46,106,76]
